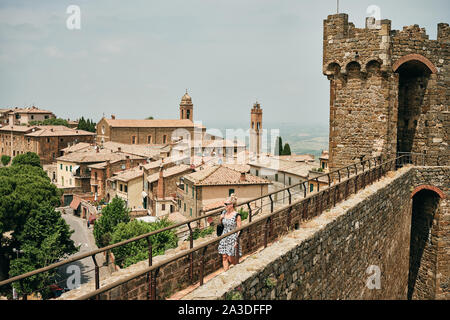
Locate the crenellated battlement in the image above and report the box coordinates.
[323,14,448,79]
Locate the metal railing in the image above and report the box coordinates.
[0,153,417,300]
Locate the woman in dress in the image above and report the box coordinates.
[218,194,242,271]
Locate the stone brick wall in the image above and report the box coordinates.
[0,131,94,165]
[324,14,449,171]
[412,167,449,300]
[100,126,196,146]
[184,167,448,300]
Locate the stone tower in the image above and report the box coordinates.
[180,90,193,121]
[323,13,449,171]
[250,101,263,156]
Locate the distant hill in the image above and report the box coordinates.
[201,121,329,158]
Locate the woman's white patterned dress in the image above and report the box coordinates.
[218,211,242,257]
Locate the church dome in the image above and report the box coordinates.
[180,90,193,106]
[181,91,192,102]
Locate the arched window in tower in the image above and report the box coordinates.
[181,110,184,119]
[187,110,190,120]
[252,122,254,129]
[257,122,260,130]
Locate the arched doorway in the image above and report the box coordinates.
[407,186,443,300]
[393,55,437,158]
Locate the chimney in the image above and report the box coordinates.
[125,155,131,170]
[111,115,116,120]
[157,165,164,199]
[240,172,246,182]
[106,160,111,179]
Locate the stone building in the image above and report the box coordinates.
[0,125,95,164]
[107,165,147,211]
[0,109,11,127]
[319,150,329,173]
[0,106,55,126]
[250,101,263,156]
[56,148,146,193]
[96,92,206,146]
[144,164,194,217]
[178,165,271,219]
[323,14,449,170]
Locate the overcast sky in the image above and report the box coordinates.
[0,0,448,128]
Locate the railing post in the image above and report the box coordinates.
[247,203,252,223]
[151,267,160,300]
[347,167,350,179]
[269,195,274,213]
[287,188,292,205]
[338,170,341,183]
[92,255,100,300]
[287,207,292,230]
[187,223,194,282]
[200,246,208,286]
[264,218,270,248]
[147,236,153,300]
[235,234,240,265]
[328,173,332,187]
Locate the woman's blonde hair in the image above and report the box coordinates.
[226,194,238,209]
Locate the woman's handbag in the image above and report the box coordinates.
[216,223,224,237]
[216,211,226,237]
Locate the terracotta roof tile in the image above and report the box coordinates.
[184,165,270,186]
[109,166,144,182]
[146,164,193,184]
[57,150,144,163]
[25,126,95,137]
[104,118,198,128]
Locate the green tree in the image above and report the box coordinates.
[110,219,178,268]
[282,143,292,156]
[93,197,130,248]
[29,118,70,127]
[146,116,154,120]
[9,205,77,298]
[77,117,96,133]
[11,152,41,168]
[274,136,283,156]
[0,162,77,299]
[1,155,10,166]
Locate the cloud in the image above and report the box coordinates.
[45,46,63,58]
[97,39,126,54]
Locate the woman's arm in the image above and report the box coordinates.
[236,214,242,231]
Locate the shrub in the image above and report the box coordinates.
[189,226,215,241]
[12,152,41,168]
[1,155,11,166]
[93,197,130,248]
[238,208,249,221]
[110,218,178,268]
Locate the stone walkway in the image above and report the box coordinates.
[166,247,266,300]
